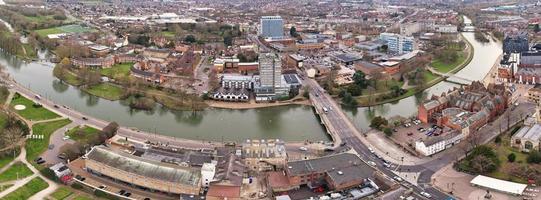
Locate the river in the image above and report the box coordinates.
[345,16,502,131]
[0,16,501,142]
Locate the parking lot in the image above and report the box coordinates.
[390,119,447,154]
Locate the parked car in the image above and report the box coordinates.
[393,176,403,182]
[118,190,126,195]
[36,159,46,165]
[367,161,376,166]
[98,185,107,190]
[124,193,131,197]
[299,146,308,151]
[53,105,59,108]
[82,117,88,120]
[420,192,432,198]
[57,153,67,160]
[368,147,375,154]
[407,132,413,136]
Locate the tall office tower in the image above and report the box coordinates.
[258,53,282,89]
[260,16,284,39]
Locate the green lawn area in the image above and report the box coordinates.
[22,44,37,58]
[50,187,74,200]
[1,177,48,200]
[65,125,100,144]
[0,184,13,192]
[34,27,64,37]
[53,66,82,86]
[25,119,72,166]
[361,79,404,94]
[10,93,60,121]
[100,63,133,80]
[25,15,54,23]
[160,31,176,38]
[0,162,33,182]
[424,71,439,82]
[35,24,94,37]
[83,83,124,101]
[431,52,466,73]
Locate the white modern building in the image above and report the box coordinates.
[221,74,253,89]
[260,16,284,39]
[415,131,463,156]
[379,33,415,55]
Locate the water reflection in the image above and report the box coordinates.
[51,80,69,93]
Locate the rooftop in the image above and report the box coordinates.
[86,146,201,186]
[513,124,541,142]
[286,153,372,176]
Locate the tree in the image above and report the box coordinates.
[352,71,368,88]
[471,155,497,173]
[534,24,540,33]
[462,145,500,173]
[341,91,358,107]
[494,136,501,144]
[507,153,516,163]
[184,35,197,43]
[59,142,84,161]
[289,26,299,37]
[346,84,363,96]
[370,116,388,131]
[223,35,233,47]
[527,151,541,164]
[383,127,393,137]
[390,85,401,97]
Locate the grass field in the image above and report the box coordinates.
[0,184,13,192]
[25,119,72,166]
[50,187,74,200]
[431,52,466,73]
[35,24,94,37]
[160,31,176,38]
[100,63,133,80]
[0,149,19,170]
[0,162,33,182]
[24,15,53,23]
[10,93,60,121]
[424,71,439,82]
[1,177,49,200]
[83,83,124,101]
[66,125,100,144]
[53,66,82,86]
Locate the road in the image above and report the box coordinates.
[7,78,221,150]
[304,79,449,199]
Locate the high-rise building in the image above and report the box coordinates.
[255,53,289,101]
[259,53,282,88]
[260,16,284,39]
[379,33,415,55]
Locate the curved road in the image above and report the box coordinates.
[7,78,219,150]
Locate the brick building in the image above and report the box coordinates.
[418,82,509,132]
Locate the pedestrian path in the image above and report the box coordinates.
[0,146,59,199]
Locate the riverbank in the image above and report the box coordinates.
[357,32,475,108]
[53,64,209,111]
[206,98,311,109]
